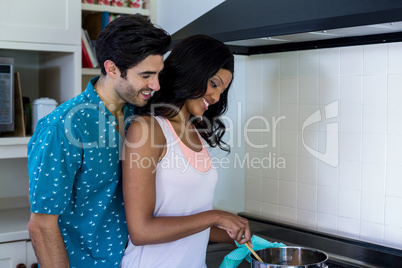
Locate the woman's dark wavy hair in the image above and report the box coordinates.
[95,14,171,78]
[143,34,234,153]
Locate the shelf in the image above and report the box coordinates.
[81,3,150,16]
[81,3,150,82]
[0,207,30,243]
[0,137,31,159]
[82,68,101,76]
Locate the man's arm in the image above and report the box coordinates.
[27,213,69,268]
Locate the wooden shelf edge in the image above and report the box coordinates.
[81,3,150,16]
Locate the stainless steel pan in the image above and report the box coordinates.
[250,246,328,268]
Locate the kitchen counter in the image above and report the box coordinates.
[206,213,402,267]
[0,207,30,243]
[239,213,402,268]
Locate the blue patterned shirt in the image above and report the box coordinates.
[28,77,135,267]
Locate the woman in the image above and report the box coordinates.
[121,35,251,268]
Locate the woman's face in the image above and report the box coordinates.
[183,68,233,118]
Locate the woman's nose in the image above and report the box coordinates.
[211,90,221,104]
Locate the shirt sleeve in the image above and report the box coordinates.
[28,124,83,215]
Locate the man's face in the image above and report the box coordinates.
[114,54,164,107]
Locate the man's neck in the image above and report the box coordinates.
[94,76,125,120]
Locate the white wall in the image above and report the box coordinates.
[156,0,224,34]
[244,42,402,250]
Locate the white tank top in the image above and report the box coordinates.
[120,116,218,268]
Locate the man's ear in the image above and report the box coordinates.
[104,60,120,78]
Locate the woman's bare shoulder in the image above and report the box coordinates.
[126,115,165,147]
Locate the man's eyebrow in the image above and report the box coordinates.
[138,71,157,75]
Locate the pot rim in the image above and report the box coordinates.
[251,246,329,266]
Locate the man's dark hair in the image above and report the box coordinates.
[95,14,171,78]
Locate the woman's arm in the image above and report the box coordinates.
[122,117,251,246]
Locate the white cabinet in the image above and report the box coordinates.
[0,0,81,156]
[0,43,81,157]
[0,0,80,45]
[0,241,26,268]
[0,2,80,265]
[0,241,37,268]
[0,206,37,267]
[0,2,154,266]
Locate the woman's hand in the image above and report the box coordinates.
[213,210,251,245]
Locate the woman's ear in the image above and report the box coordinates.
[104,60,120,78]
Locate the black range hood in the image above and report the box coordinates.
[171,0,402,55]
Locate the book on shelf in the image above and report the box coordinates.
[101,11,110,30]
[83,11,110,41]
[81,28,99,68]
[81,40,93,68]
[83,11,123,41]
[84,29,97,55]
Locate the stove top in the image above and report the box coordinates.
[206,213,402,267]
[325,258,371,268]
[237,213,402,268]
[206,242,360,268]
[326,259,361,268]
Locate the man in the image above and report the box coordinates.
[27,14,171,268]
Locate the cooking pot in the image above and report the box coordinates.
[251,246,328,268]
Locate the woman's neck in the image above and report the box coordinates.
[170,106,191,125]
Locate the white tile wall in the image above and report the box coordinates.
[245,41,402,250]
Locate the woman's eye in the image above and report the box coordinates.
[142,75,151,79]
[210,80,217,87]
